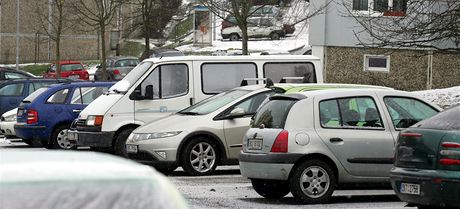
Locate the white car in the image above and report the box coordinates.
[86,64,99,81]
[239,88,442,204]
[0,108,17,138]
[0,150,189,209]
[221,17,285,41]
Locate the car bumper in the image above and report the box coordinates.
[390,167,460,208]
[14,123,47,141]
[126,133,186,163]
[238,151,303,181]
[127,150,177,168]
[0,121,16,137]
[69,129,115,147]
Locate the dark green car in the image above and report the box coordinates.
[390,105,460,209]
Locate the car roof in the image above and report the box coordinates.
[107,56,139,61]
[285,88,410,98]
[143,55,320,63]
[54,61,83,65]
[0,78,72,85]
[47,81,115,88]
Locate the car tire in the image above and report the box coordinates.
[270,33,280,40]
[251,179,290,199]
[113,127,135,157]
[181,137,219,176]
[50,124,76,150]
[289,159,336,204]
[229,34,240,41]
[22,138,42,147]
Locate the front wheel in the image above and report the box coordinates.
[114,127,135,157]
[50,125,76,150]
[289,159,336,204]
[251,179,290,199]
[181,137,219,176]
[270,33,281,40]
[229,34,240,41]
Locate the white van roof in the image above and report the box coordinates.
[143,55,320,63]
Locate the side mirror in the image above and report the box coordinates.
[129,88,143,100]
[145,85,154,100]
[226,108,246,119]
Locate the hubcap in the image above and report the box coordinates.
[299,166,330,198]
[189,142,216,173]
[56,129,74,149]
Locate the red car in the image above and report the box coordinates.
[43,61,89,80]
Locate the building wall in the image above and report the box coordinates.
[432,53,460,89]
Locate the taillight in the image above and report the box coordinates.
[27,109,38,124]
[439,158,460,166]
[442,142,460,148]
[271,130,288,153]
[400,132,423,138]
[113,69,120,75]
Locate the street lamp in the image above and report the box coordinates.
[16,0,20,70]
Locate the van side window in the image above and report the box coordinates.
[264,62,316,83]
[320,97,384,129]
[140,64,188,99]
[201,63,257,94]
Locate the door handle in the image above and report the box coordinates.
[72,109,82,113]
[329,138,343,143]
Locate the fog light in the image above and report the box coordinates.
[156,151,167,159]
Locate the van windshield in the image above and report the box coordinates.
[109,61,154,93]
[179,89,250,115]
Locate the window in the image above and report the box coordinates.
[140,64,188,99]
[364,55,390,72]
[320,97,384,129]
[5,72,29,79]
[0,83,24,96]
[264,62,316,83]
[384,97,439,129]
[52,64,84,72]
[353,0,368,11]
[227,91,273,116]
[201,63,257,94]
[29,82,54,94]
[47,89,69,104]
[353,0,407,14]
[114,59,139,67]
[252,99,297,129]
[71,87,108,104]
[179,89,251,115]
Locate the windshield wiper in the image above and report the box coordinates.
[179,111,200,115]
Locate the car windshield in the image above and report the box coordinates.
[23,87,49,102]
[179,89,251,115]
[109,61,154,94]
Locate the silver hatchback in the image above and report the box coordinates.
[239,88,442,204]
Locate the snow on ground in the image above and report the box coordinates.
[414,86,460,109]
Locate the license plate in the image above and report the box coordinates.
[69,75,80,79]
[126,145,138,153]
[17,109,24,117]
[400,182,420,195]
[248,139,263,150]
[68,132,78,143]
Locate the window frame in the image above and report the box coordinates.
[138,63,189,100]
[263,62,317,83]
[363,54,390,72]
[319,96,386,130]
[200,62,258,95]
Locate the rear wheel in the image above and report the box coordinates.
[289,159,336,204]
[270,33,280,40]
[50,124,75,150]
[181,137,219,176]
[251,179,290,199]
[113,127,135,157]
[229,34,240,41]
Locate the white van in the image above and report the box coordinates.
[69,55,323,156]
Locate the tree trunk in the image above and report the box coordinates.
[241,26,249,55]
[100,23,108,81]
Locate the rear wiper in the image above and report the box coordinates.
[179,111,200,115]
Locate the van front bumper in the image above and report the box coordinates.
[68,129,114,147]
[238,151,303,181]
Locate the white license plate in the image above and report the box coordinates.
[400,182,420,195]
[17,109,24,117]
[248,139,263,150]
[69,75,80,79]
[68,132,78,142]
[126,145,138,153]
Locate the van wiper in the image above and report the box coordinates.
[179,111,200,115]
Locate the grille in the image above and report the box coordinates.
[76,119,87,126]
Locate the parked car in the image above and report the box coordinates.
[43,61,89,80]
[239,88,442,204]
[0,150,189,209]
[95,56,139,81]
[0,108,18,138]
[126,83,392,175]
[0,78,70,116]
[14,82,114,149]
[86,64,99,81]
[390,105,460,209]
[221,17,285,41]
[0,67,37,80]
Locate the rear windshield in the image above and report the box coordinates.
[23,87,49,102]
[252,99,297,129]
[52,64,84,72]
[414,105,460,130]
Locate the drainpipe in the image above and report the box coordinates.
[426,51,433,90]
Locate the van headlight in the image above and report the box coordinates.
[130,131,182,142]
[86,115,104,126]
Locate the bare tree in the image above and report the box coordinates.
[35,0,75,78]
[71,0,123,80]
[343,0,460,53]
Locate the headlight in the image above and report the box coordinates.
[3,114,17,122]
[86,115,104,126]
[130,131,182,142]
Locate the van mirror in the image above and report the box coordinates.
[129,88,143,100]
[144,85,154,100]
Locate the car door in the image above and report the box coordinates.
[70,86,110,119]
[133,63,192,125]
[314,92,396,178]
[43,88,73,126]
[221,91,273,159]
[0,81,26,116]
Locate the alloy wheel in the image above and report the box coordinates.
[189,142,216,173]
[299,165,330,198]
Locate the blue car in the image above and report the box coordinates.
[15,82,114,149]
[0,78,70,116]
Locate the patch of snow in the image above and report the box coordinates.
[414,86,460,109]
